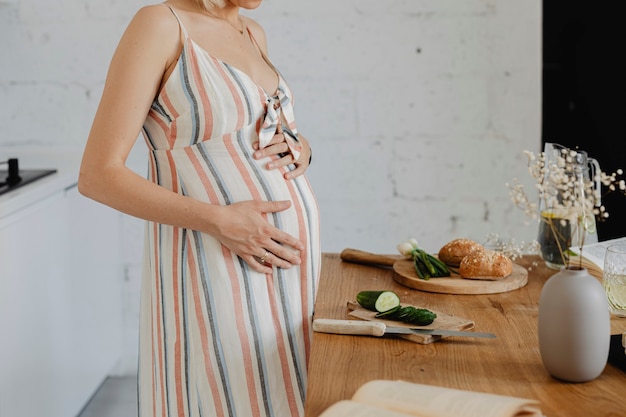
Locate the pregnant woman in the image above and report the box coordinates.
[78,1,320,416]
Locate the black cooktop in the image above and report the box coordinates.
[0,168,57,196]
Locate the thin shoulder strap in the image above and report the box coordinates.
[247,28,280,76]
[163,3,189,38]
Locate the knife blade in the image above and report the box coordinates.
[312,319,496,339]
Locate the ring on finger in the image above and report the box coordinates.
[259,250,270,264]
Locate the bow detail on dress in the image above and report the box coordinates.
[259,87,302,162]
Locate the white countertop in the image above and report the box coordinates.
[0,146,81,219]
[0,143,149,220]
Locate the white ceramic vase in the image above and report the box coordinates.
[538,267,610,382]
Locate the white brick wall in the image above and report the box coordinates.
[0,0,541,375]
[252,0,541,253]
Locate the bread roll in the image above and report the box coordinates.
[438,238,484,267]
[459,249,513,280]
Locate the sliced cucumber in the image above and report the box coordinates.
[356,290,401,313]
[374,305,402,318]
[357,290,436,326]
[378,305,437,326]
[404,307,437,326]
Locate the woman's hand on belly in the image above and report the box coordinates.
[252,130,312,180]
[212,200,304,273]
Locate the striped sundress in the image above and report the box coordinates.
[137,6,321,417]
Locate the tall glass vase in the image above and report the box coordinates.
[538,267,610,382]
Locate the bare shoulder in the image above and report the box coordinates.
[133,4,180,28]
[242,16,269,53]
[121,4,182,62]
[128,4,180,32]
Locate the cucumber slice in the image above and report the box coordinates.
[379,305,437,326]
[356,290,401,312]
[393,307,411,319]
[374,305,402,318]
[404,307,437,326]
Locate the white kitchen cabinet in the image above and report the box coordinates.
[0,180,123,417]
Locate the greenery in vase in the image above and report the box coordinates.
[507,148,625,269]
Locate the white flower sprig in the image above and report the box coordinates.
[483,233,540,261]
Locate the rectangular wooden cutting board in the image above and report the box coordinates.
[346,301,475,344]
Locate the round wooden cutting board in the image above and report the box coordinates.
[393,259,528,294]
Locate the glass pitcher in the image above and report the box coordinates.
[538,143,601,269]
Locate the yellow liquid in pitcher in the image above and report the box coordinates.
[538,211,571,268]
[603,273,626,317]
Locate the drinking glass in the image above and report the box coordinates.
[603,244,626,317]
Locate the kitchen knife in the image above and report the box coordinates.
[313,319,496,339]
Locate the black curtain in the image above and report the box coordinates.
[542,2,626,240]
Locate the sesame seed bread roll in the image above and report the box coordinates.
[438,238,484,267]
[459,249,513,280]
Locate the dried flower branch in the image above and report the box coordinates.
[483,233,540,261]
[507,147,625,269]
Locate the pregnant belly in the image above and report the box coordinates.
[150,140,318,239]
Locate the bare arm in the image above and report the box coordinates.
[79,6,303,273]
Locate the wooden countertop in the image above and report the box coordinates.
[305,253,626,417]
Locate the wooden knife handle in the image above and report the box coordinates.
[340,248,398,267]
[313,319,386,337]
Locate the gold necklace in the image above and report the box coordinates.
[228,17,245,35]
[204,11,244,35]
